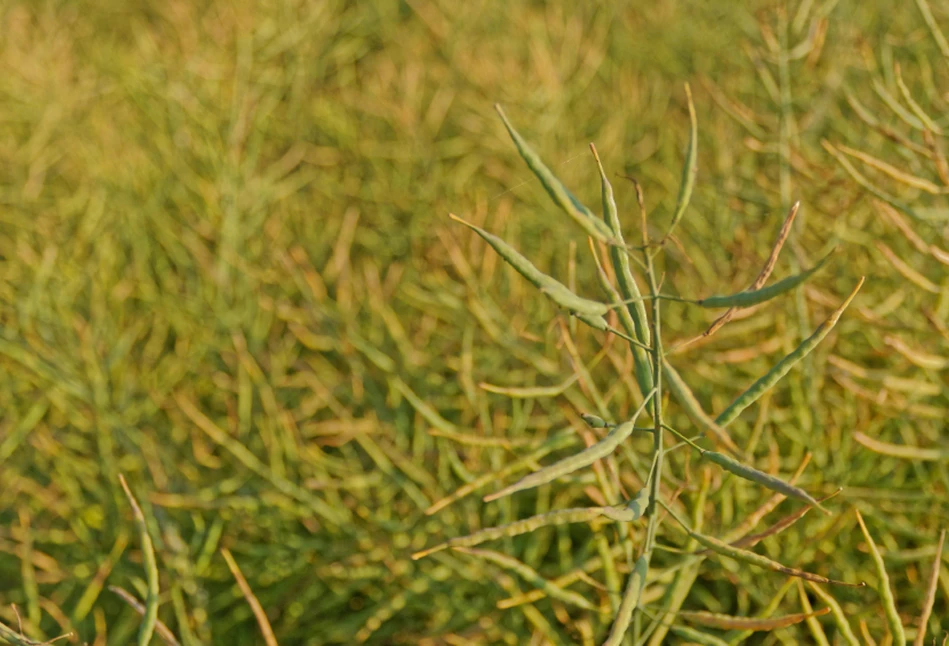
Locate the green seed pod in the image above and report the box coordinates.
[453,547,598,611]
[449,214,612,317]
[715,278,864,427]
[664,83,698,240]
[483,391,655,502]
[696,249,835,309]
[701,451,823,510]
[603,553,650,646]
[494,105,615,242]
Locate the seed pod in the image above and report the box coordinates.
[483,391,655,502]
[696,249,834,309]
[689,528,862,587]
[414,506,630,560]
[678,608,830,630]
[603,553,650,646]
[452,547,598,611]
[449,214,611,317]
[590,144,654,395]
[854,432,949,461]
[806,583,861,646]
[855,510,905,644]
[701,451,824,511]
[664,83,698,240]
[715,278,864,427]
[495,105,615,242]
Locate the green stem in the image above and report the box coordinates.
[639,181,665,564]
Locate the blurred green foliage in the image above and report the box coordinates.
[0,0,946,644]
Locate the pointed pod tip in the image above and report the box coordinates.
[786,200,801,221]
[448,212,472,228]
[828,278,865,324]
[845,277,866,303]
[494,104,511,126]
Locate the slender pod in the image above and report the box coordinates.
[413,501,647,560]
[222,548,279,646]
[483,390,655,502]
[733,490,839,546]
[498,542,628,610]
[107,586,179,646]
[480,375,578,399]
[698,489,841,556]
[678,608,830,630]
[672,201,799,352]
[696,249,834,308]
[540,283,614,317]
[855,510,906,644]
[663,83,698,241]
[884,335,949,370]
[690,529,861,587]
[588,236,644,348]
[590,143,653,394]
[716,453,812,546]
[450,213,649,349]
[449,213,612,316]
[807,583,861,646]
[119,475,159,646]
[715,278,864,427]
[916,0,949,58]
[701,451,825,511]
[662,502,863,587]
[494,105,614,242]
[603,553,649,646]
[873,78,926,131]
[895,64,942,134]
[915,530,946,646]
[877,242,941,292]
[796,581,832,646]
[425,431,578,515]
[823,140,931,222]
[453,547,598,612]
[839,142,944,193]
[854,432,949,461]
[753,201,801,288]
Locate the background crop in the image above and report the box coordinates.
[0,0,946,644]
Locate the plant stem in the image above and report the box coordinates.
[637,180,664,559]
